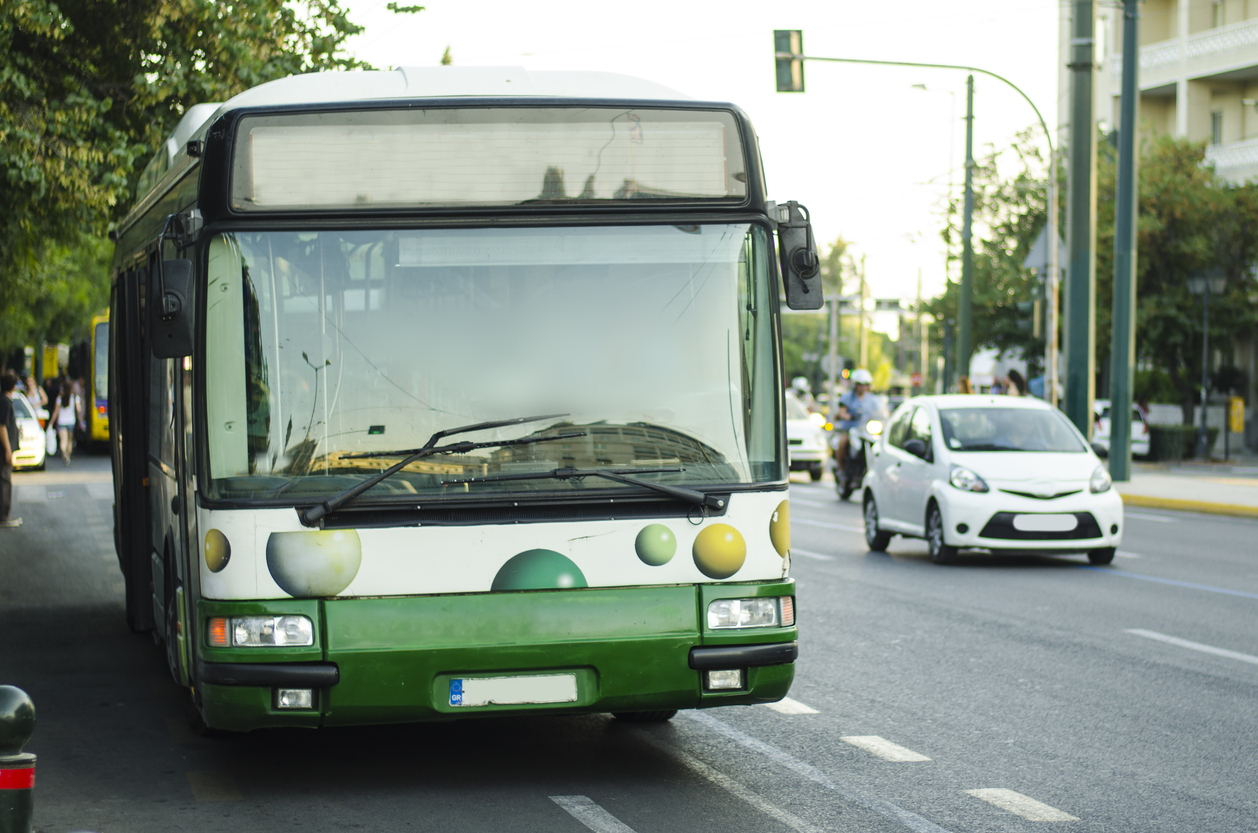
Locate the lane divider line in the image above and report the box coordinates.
[841,736,931,762]
[683,712,954,833]
[764,697,820,715]
[1079,566,1258,600]
[1121,512,1174,523]
[635,735,826,833]
[549,795,637,833]
[787,497,830,507]
[185,771,242,801]
[791,549,835,561]
[1125,629,1258,666]
[1115,551,1142,559]
[792,518,865,534]
[965,788,1078,821]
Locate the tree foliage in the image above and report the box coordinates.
[1,0,373,354]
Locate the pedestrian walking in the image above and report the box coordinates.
[1005,369,1025,397]
[0,372,21,528]
[51,385,80,465]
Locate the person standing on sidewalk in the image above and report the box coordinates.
[0,372,20,528]
[51,384,79,465]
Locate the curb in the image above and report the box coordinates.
[1119,492,1258,520]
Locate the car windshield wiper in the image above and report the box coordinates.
[297,414,584,526]
[443,466,726,510]
[955,443,1023,451]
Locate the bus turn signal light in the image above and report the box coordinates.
[208,617,229,647]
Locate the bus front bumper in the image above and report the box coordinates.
[195,583,797,731]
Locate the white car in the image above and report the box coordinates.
[1091,400,1150,458]
[786,391,828,481]
[11,392,47,470]
[861,395,1123,565]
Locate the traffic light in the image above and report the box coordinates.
[774,30,805,92]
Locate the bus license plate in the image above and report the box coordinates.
[449,674,578,707]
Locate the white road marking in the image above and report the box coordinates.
[14,486,46,503]
[1115,550,1143,559]
[787,496,830,507]
[841,736,931,762]
[685,712,954,833]
[791,548,835,561]
[549,796,637,833]
[764,696,819,715]
[792,518,865,533]
[1122,512,1174,523]
[965,789,1078,821]
[1125,629,1258,666]
[636,735,826,833]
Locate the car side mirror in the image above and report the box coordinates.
[903,438,928,459]
[151,258,194,359]
[776,201,823,310]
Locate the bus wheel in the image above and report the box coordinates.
[613,710,678,723]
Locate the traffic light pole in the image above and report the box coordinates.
[774,48,1059,400]
[958,75,975,389]
[1108,0,1139,481]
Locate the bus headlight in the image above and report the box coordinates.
[207,615,314,647]
[706,597,794,629]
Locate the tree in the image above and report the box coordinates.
[0,0,381,355]
[923,128,1053,379]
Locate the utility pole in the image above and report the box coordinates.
[827,295,839,422]
[1109,0,1139,481]
[1065,0,1098,436]
[859,254,869,369]
[917,268,929,393]
[958,75,976,389]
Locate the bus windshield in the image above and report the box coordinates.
[203,223,781,501]
[93,320,108,404]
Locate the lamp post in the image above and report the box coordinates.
[1186,269,1227,459]
[773,38,1059,402]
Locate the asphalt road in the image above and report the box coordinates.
[2,455,1256,832]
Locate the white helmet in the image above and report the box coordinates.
[850,369,874,385]
[791,376,811,394]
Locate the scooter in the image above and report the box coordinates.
[831,398,889,501]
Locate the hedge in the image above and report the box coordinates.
[1148,425,1220,461]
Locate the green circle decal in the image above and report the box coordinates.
[635,524,677,566]
[491,549,588,591]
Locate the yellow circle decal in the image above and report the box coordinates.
[692,523,747,579]
[204,529,231,573]
[769,500,790,557]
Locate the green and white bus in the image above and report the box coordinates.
[108,67,824,732]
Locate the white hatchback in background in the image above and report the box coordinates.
[10,392,47,470]
[785,391,828,481]
[1091,400,1150,458]
[861,395,1123,565]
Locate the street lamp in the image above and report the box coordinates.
[1186,268,1227,459]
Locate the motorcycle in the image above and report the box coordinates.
[830,396,890,501]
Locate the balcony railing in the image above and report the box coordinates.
[1113,18,1258,78]
[1205,136,1258,182]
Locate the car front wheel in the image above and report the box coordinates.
[926,504,957,565]
[1088,547,1116,565]
[864,495,892,552]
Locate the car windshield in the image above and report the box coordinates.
[11,396,33,419]
[939,407,1087,453]
[202,223,781,501]
[785,395,809,421]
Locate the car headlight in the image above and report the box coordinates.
[949,465,989,493]
[707,597,795,629]
[207,615,314,647]
[866,420,884,435]
[1090,464,1112,494]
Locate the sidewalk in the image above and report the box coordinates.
[1116,460,1258,519]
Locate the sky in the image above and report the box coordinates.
[342,0,1064,332]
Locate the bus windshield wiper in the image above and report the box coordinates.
[297,414,583,526]
[444,467,726,510]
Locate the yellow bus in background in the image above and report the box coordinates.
[87,310,109,443]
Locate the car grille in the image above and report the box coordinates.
[978,512,1103,540]
[998,489,1082,500]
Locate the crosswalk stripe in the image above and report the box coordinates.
[550,796,637,833]
[965,789,1078,821]
[841,736,931,762]
[764,697,819,715]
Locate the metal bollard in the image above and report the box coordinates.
[0,687,36,833]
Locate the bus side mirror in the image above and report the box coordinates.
[151,259,194,359]
[777,201,823,310]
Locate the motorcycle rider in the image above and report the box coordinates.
[834,368,876,470]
